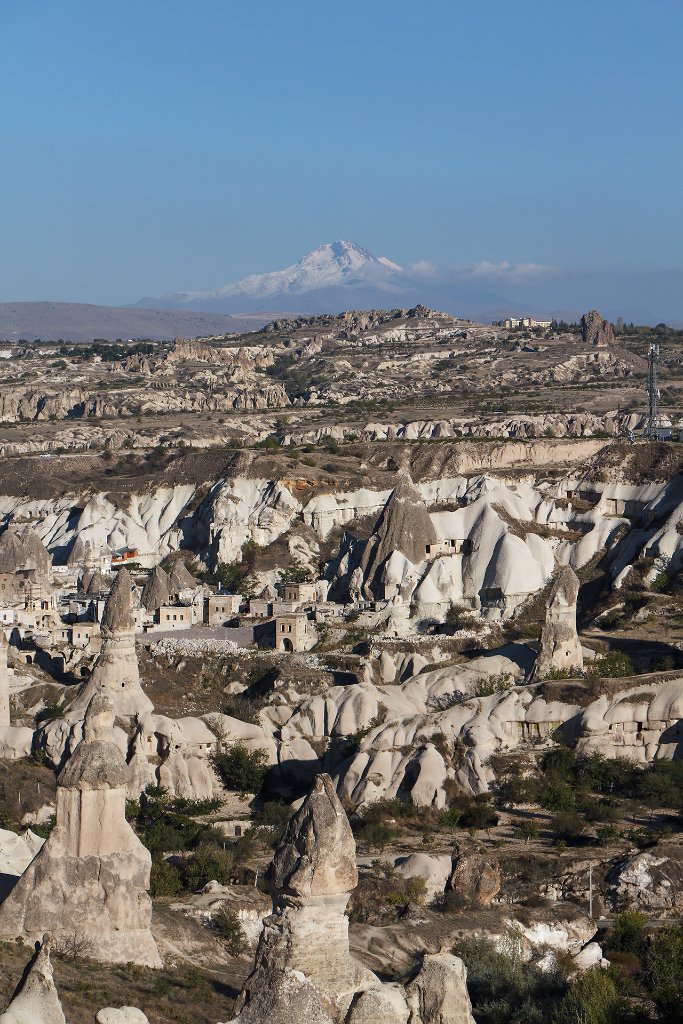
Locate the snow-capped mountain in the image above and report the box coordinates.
[134,240,540,318]
[137,241,404,313]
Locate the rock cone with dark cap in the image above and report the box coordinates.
[530,565,583,682]
[581,309,614,348]
[141,565,173,612]
[230,772,475,1024]
[0,934,65,1024]
[360,469,436,599]
[0,692,161,967]
[73,568,152,718]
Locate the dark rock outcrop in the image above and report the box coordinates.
[581,310,614,348]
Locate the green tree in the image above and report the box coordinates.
[553,968,625,1024]
[212,742,268,794]
[643,925,683,1023]
[212,905,248,954]
[606,911,647,956]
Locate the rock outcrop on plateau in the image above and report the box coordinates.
[581,309,615,348]
[0,692,161,967]
[230,772,475,1024]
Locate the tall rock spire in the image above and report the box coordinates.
[0,628,9,729]
[231,773,475,1024]
[359,469,436,599]
[531,565,584,682]
[73,568,152,718]
[0,691,161,968]
[0,934,66,1024]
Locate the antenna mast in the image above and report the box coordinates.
[645,342,660,439]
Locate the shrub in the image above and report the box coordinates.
[590,652,635,678]
[212,743,268,794]
[642,925,683,1022]
[551,811,585,844]
[456,936,570,1024]
[150,859,182,896]
[182,843,236,891]
[514,821,539,843]
[553,967,626,1024]
[355,820,396,851]
[606,911,647,956]
[472,673,514,697]
[212,905,248,954]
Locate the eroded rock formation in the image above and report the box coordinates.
[581,310,615,348]
[141,565,173,612]
[0,628,9,729]
[0,692,161,967]
[530,566,583,682]
[73,568,152,718]
[359,469,437,599]
[0,934,65,1024]
[230,772,475,1024]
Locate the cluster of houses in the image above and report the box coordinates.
[0,526,351,670]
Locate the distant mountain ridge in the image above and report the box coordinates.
[0,303,283,343]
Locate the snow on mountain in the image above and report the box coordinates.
[134,241,528,318]
[150,241,403,307]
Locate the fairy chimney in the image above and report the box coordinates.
[0,629,9,729]
[531,565,584,681]
[74,568,152,718]
[0,691,161,968]
[0,934,66,1024]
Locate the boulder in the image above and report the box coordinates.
[96,1009,150,1024]
[448,843,501,906]
[393,853,452,902]
[607,846,683,911]
[406,954,476,1024]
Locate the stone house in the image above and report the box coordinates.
[157,604,194,629]
[206,592,243,625]
[273,612,317,653]
[280,581,317,605]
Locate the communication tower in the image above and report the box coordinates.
[645,342,661,439]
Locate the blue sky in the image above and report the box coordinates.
[1,0,682,306]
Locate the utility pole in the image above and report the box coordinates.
[645,342,661,439]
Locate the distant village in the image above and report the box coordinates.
[0,523,354,677]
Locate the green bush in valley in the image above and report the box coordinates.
[552,968,626,1024]
[212,742,269,794]
[643,925,683,1023]
[212,905,248,954]
[182,843,236,891]
[456,936,570,1024]
[551,811,585,844]
[606,910,647,956]
[590,652,635,678]
[150,859,182,896]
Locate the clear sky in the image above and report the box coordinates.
[1,0,682,304]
